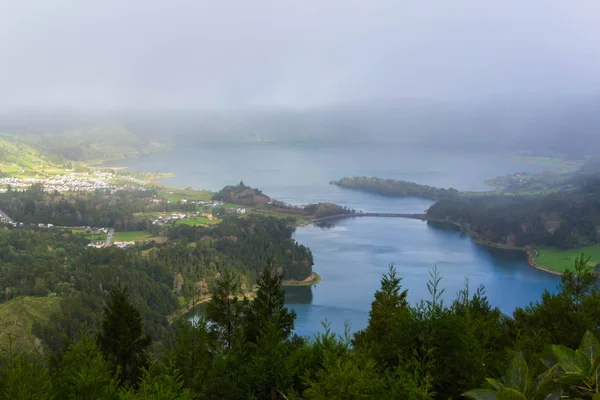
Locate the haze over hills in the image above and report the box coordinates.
[1,95,600,157]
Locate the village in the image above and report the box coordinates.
[0,171,148,193]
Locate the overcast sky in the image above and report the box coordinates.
[1,0,599,110]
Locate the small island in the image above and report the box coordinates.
[330,176,460,200]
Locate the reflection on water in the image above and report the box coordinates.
[284,286,314,304]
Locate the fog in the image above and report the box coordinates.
[2,1,600,152]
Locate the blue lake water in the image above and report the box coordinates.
[114,142,561,336]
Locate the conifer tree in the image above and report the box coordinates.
[205,270,245,349]
[244,261,296,344]
[97,285,151,386]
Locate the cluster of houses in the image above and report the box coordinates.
[150,198,225,207]
[0,172,147,193]
[86,240,135,249]
[79,226,109,234]
[150,211,216,225]
[113,241,135,248]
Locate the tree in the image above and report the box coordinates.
[205,271,245,350]
[97,285,151,386]
[54,334,119,399]
[119,360,194,400]
[353,263,410,368]
[239,261,298,399]
[244,261,296,344]
[509,253,600,357]
[0,339,53,400]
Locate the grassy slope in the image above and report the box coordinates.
[0,135,64,176]
[0,296,60,351]
[536,245,600,273]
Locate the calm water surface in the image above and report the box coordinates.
[116,143,561,336]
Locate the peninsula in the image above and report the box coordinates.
[330,176,460,200]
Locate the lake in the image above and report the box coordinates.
[115,142,561,337]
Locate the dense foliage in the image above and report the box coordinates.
[213,181,270,206]
[428,177,600,248]
[0,184,158,229]
[331,176,461,200]
[0,214,310,353]
[2,251,600,399]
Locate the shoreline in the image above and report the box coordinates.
[282,272,322,286]
[426,218,563,276]
[168,271,321,323]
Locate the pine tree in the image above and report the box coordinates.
[244,261,296,344]
[205,271,245,349]
[97,285,151,386]
[55,334,119,399]
[353,263,411,368]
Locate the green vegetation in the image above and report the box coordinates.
[0,296,60,350]
[331,176,460,200]
[68,228,106,241]
[213,181,270,205]
[0,184,160,228]
[157,188,213,202]
[535,245,600,273]
[427,174,600,251]
[0,135,65,176]
[113,231,152,242]
[2,253,600,398]
[174,216,212,226]
[16,122,170,161]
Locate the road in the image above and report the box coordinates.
[0,207,14,224]
[106,228,114,246]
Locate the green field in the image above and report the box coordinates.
[535,245,600,273]
[113,231,152,242]
[175,216,220,226]
[158,188,214,202]
[66,228,106,241]
[0,296,60,350]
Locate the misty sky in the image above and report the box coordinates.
[2,0,600,110]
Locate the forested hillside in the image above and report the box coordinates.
[0,215,311,353]
[0,184,157,228]
[213,181,271,205]
[427,175,600,249]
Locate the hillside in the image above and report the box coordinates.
[0,296,60,351]
[213,181,271,206]
[0,135,62,175]
[16,122,169,161]
[426,175,600,249]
